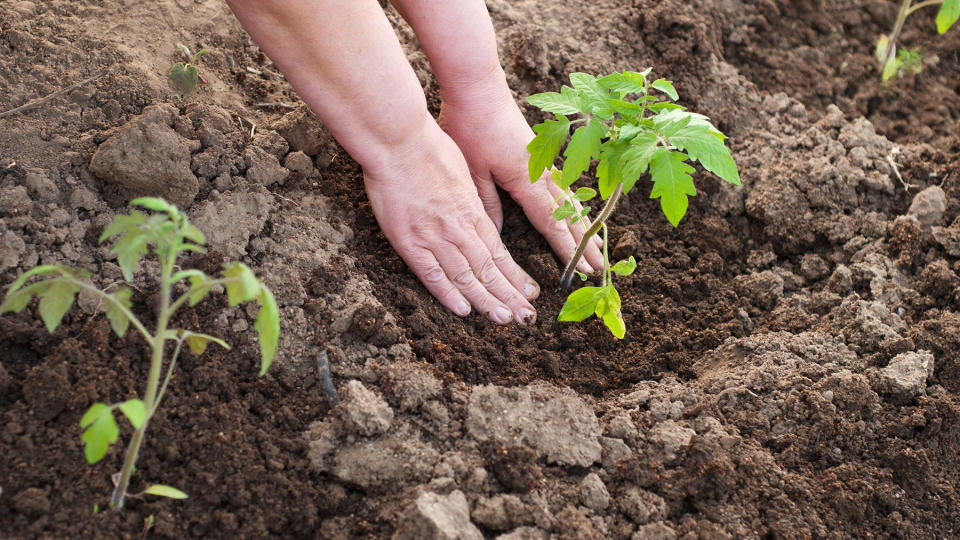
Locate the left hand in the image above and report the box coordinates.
[438,82,605,275]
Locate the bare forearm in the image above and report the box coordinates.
[389,0,510,102]
[226,0,431,171]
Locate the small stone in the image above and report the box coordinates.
[619,487,668,525]
[252,129,289,160]
[284,150,315,176]
[733,270,784,310]
[907,186,947,227]
[648,420,696,462]
[335,380,393,437]
[873,351,934,403]
[472,495,525,532]
[393,490,483,540]
[826,264,853,295]
[917,260,960,298]
[579,473,610,511]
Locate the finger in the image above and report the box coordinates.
[473,174,504,232]
[510,179,595,274]
[433,240,515,325]
[402,247,472,317]
[472,217,540,322]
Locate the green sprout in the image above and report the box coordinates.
[0,197,280,511]
[169,44,209,99]
[526,71,740,338]
[876,0,959,81]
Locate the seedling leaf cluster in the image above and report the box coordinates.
[0,198,279,511]
[876,0,959,81]
[526,70,740,337]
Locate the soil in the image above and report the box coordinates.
[2,0,960,538]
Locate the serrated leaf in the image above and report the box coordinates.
[649,149,697,227]
[143,485,188,500]
[558,286,603,322]
[254,287,279,375]
[99,212,146,244]
[4,265,68,296]
[80,403,119,464]
[651,78,679,101]
[112,230,148,282]
[130,197,178,217]
[527,86,582,115]
[569,73,613,118]
[105,287,133,337]
[573,187,597,202]
[611,256,637,276]
[937,0,960,34]
[653,109,713,136]
[597,139,627,200]
[182,224,206,245]
[169,62,199,99]
[647,102,685,112]
[223,263,259,306]
[553,201,577,221]
[669,124,741,185]
[117,399,146,429]
[0,282,52,314]
[619,133,659,194]
[561,118,606,188]
[527,116,571,182]
[38,280,79,333]
[597,71,648,94]
[606,99,642,117]
[187,275,211,307]
[183,331,231,356]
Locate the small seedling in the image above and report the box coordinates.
[0,198,280,511]
[876,0,959,81]
[169,43,209,99]
[526,70,740,337]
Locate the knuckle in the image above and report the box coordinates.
[477,257,498,285]
[452,268,475,288]
[421,265,446,285]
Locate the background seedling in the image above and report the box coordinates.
[169,43,209,99]
[526,70,740,337]
[876,0,959,81]
[0,198,280,511]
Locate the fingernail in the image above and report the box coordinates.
[492,306,512,324]
[523,282,539,299]
[518,308,537,325]
[455,301,471,317]
[578,260,595,274]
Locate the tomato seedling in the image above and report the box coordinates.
[526,70,740,338]
[169,43,209,99]
[876,0,959,81]
[0,198,280,511]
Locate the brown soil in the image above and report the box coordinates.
[1,0,959,538]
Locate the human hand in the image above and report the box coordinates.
[362,119,540,325]
[438,81,605,274]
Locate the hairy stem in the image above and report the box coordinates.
[559,183,623,290]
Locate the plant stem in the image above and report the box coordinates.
[559,183,623,290]
[907,0,942,16]
[602,223,610,287]
[110,251,176,511]
[881,0,913,69]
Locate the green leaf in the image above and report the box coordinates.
[937,0,960,34]
[38,280,79,333]
[143,485,188,500]
[79,403,119,464]
[651,78,679,101]
[597,139,627,200]
[611,256,637,276]
[606,99,642,118]
[602,309,626,339]
[527,116,571,182]
[569,73,613,118]
[573,187,597,202]
[875,35,891,63]
[222,263,260,306]
[99,211,146,244]
[105,287,133,337]
[1,282,52,314]
[130,197,178,217]
[653,109,713,136]
[882,45,900,81]
[558,286,604,322]
[553,201,577,221]
[561,117,606,188]
[649,149,697,227]
[619,133,659,194]
[182,224,206,245]
[526,86,582,115]
[597,71,649,94]
[191,49,210,63]
[169,62,199,99]
[4,265,69,296]
[187,274,211,307]
[254,287,280,375]
[182,331,231,356]
[669,124,741,185]
[117,399,147,429]
[112,230,148,282]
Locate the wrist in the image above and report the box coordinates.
[438,63,513,108]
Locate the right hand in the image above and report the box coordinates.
[362,119,540,325]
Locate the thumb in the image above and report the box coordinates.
[473,174,503,232]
